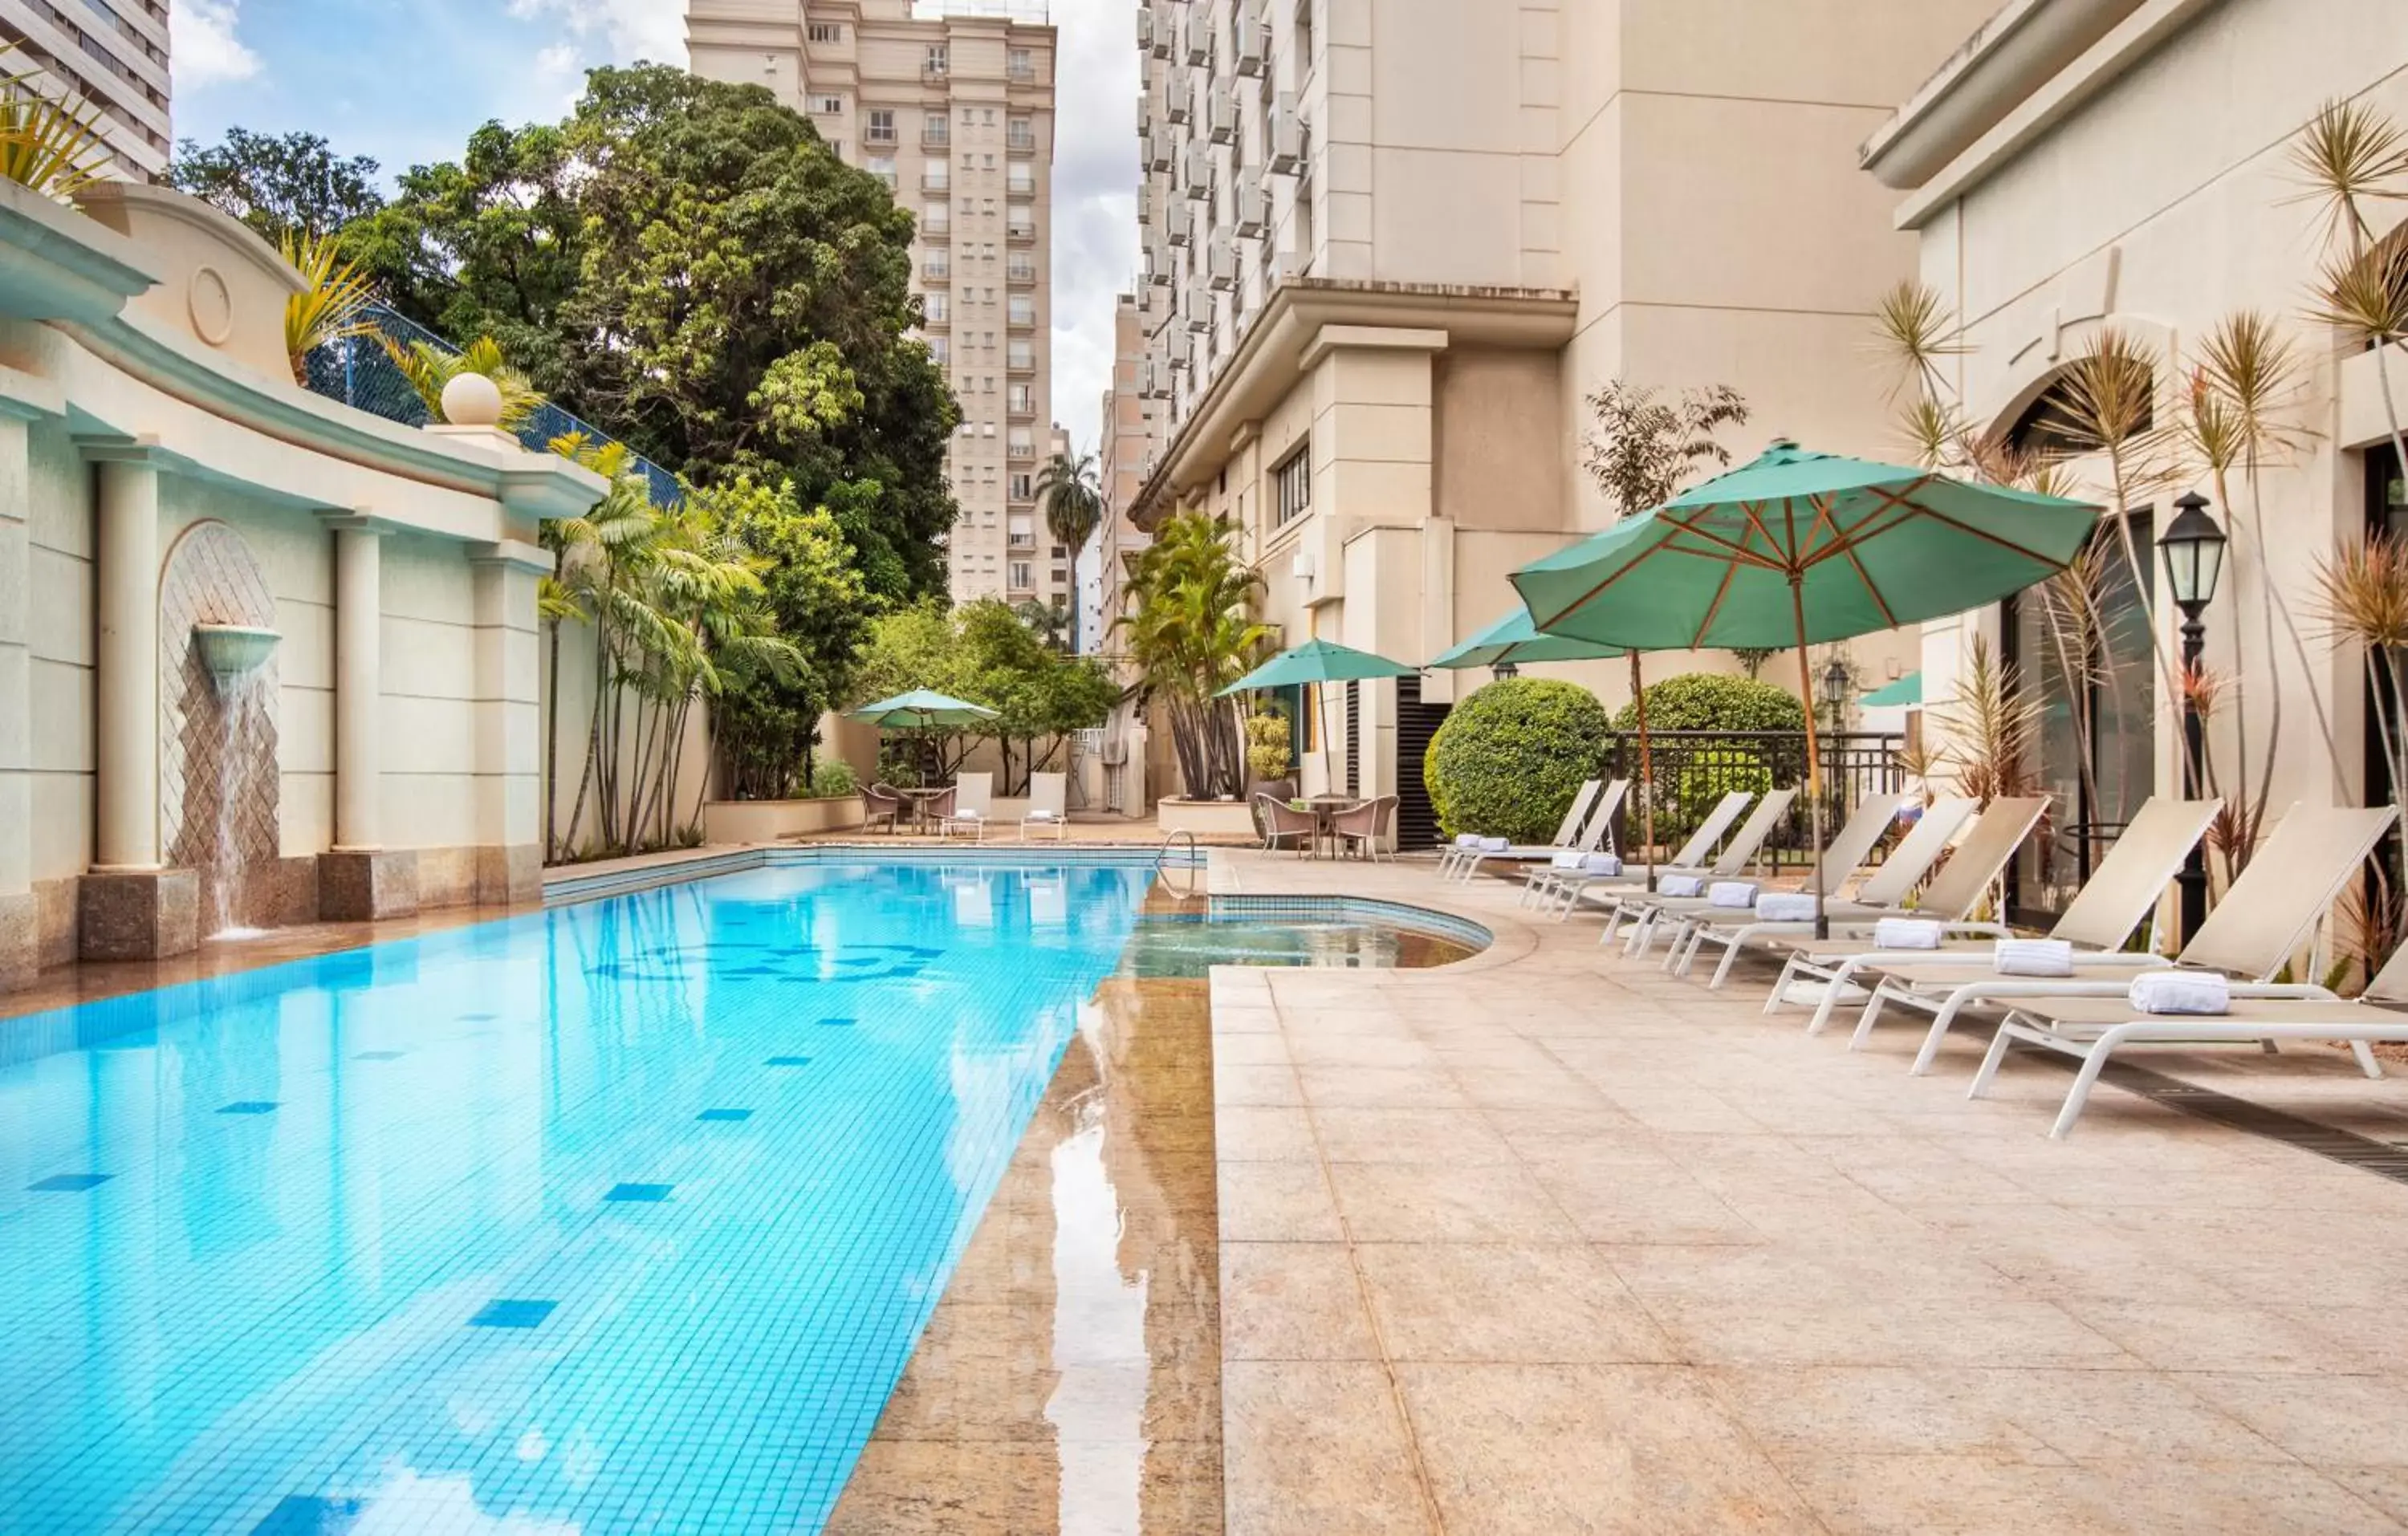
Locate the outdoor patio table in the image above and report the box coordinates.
[897,785,952,834]
[1304,795,1363,859]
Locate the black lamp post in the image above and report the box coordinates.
[2158,490,2227,941]
[1819,656,1851,829]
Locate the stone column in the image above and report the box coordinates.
[77,439,197,958]
[316,513,416,921]
[470,541,550,906]
[0,373,63,989]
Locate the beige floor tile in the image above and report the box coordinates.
[1296,1065,1470,1110]
[1396,1362,1817,1534]
[2067,1298,2375,1375]
[1219,1361,1434,1536]
[1307,1106,1517,1165]
[1447,1066,1615,1111]
[1217,1162,1344,1243]
[1220,1241,1380,1363]
[2184,1371,2408,1466]
[1284,1033,1441,1069]
[1214,1063,1305,1107]
[1519,1144,1767,1245]
[1214,1105,1319,1163]
[1324,1160,1583,1244]
[1354,1242,1680,1363]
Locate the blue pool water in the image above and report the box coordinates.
[0,859,1155,1534]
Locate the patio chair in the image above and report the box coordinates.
[937,772,993,840]
[1530,788,1753,913]
[1622,792,1919,961]
[1329,794,1397,861]
[1853,803,2397,1079]
[1973,907,2408,1139]
[1441,778,1600,878]
[1574,788,1801,937]
[1019,771,1069,841]
[1680,794,2048,989]
[1257,793,1319,855]
[863,782,906,834]
[1454,779,1629,884]
[1767,796,2221,1056]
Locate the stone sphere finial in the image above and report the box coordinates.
[441,372,506,429]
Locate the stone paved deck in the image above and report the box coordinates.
[1211,849,2408,1534]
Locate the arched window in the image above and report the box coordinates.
[2003,354,2154,460]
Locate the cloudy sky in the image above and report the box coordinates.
[172,0,1139,453]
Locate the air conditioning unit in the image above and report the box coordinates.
[1136,187,1153,226]
[1137,91,1151,138]
[1145,131,1172,173]
[1182,144,1213,200]
[1162,328,1192,368]
[1274,245,1308,282]
[1135,6,1152,52]
[1233,169,1266,237]
[1146,239,1173,282]
[1235,1,1267,75]
[1268,94,1304,173]
[1207,83,1237,145]
[1182,12,1210,66]
[1165,199,1193,247]
[1206,233,1237,291]
[1183,279,1212,331]
[1147,2,1172,58]
[1164,79,1190,125]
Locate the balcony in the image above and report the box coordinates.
[922,124,949,148]
[1007,259,1036,285]
[1007,394,1036,419]
[1008,351,1036,376]
[1007,220,1036,244]
[1008,64,1035,85]
[1008,128,1036,154]
[1007,304,1035,330]
[1008,442,1037,462]
[921,58,949,83]
[921,255,952,282]
[1007,172,1035,197]
[865,125,897,148]
[921,168,950,193]
[1008,531,1035,549]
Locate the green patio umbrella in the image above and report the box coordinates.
[1512,439,2098,931]
[1218,637,1418,798]
[846,689,1000,730]
[1429,608,1670,880]
[1860,671,1922,708]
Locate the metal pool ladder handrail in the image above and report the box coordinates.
[1155,829,1202,898]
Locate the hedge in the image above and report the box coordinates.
[1613,672,1805,733]
[1425,678,1611,843]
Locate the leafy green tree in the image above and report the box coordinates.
[1118,512,1268,798]
[169,127,384,242]
[851,600,1115,792]
[1014,596,1074,652]
[350,65,958,603]
[707,477,872,799]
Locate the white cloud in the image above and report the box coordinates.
[1045,0,1141,454]
[504,0,688,67]
[172,0,262,92]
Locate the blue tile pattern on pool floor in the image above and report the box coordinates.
[0,859,1154,1534]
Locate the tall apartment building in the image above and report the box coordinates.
[1081,292,1159,655]
[1126,0,1995,835]
[0,0,173,179]
[688,0,1060,610]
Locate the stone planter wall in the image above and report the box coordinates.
[702,796,865,844]
[1157,798,1262,841]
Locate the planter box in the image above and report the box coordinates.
[702,796,864,843]
[1157,797,1260,840]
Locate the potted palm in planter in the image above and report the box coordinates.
[1243,707,1297,831]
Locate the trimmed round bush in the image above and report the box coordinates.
[1613,672,1805,733]
[1425,678,1612,843]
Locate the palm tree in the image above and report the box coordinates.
[1117,512,1268,798]
[0,42,108,201]
[1035,449,1104,556]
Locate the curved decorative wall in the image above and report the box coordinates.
[159,520,281,935]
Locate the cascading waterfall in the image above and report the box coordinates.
[207,667,275,938]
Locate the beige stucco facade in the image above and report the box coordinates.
[689,0,1064,612]
[0,179,604,989]
[1874,0,2408,877]
[1124,0,1995,824]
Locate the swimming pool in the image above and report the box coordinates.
[0,859,1157,1534]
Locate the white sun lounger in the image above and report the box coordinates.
[1622,790,1918,961]
[1018,771,1068,841]
[1767,797,2221,1053]
[1455,779,1629,884]
[1854,803,2398,1078]
[1527,788,1755,912]
[1439,778,1601,879]
[1584,788,1801,941]
[1973,931,2408,1138]
[1680,795,2044,989]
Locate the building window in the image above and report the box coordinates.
[867,155,897,188]
[1274,443,1310,526]
[810,94,844,115]
[807,22,842,43]
[925,44,949,75]
[865,109,896,145]
[924,112,949,145]
[1010,561,1034,590]
[1007,47,1034,81]
[929,336,950,363]
[1011,472,1034,499]
[924,293,949,323]
[1008,384,1033,413]
[1007,117,1035,152]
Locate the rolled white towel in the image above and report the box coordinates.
[1478,836,1511,853]
[1873,917,1944,950]
[1657,874,1706,898]
[1707,880,1758,909]
[1027,809,1062,822]
[1994,938,2073,977]
[1755,893,1820,923]
[1549,850,1586,870]
[1582,853,1623,876]
[2129,969,2229,1015]
[954,808,984,822]
[1455,833,1483,848]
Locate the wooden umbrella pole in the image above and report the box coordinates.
[1789,574,1828,940]
[1631,650,1655,888]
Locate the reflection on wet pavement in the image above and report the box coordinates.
[827,977,1222,1534]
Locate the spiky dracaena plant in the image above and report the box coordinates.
[1928,636,2044,807]
[0,43,108,201]
[2309,534,2408,890]
[2292,100,2408,494]
[280,230,380,385]
[2039,328,2181,672]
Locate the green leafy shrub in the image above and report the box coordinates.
[809,759,859,799]
[1425,678,1611,843]
[1243,708,1295,782]
[1646,750,1772,852]
[1613,673,1804,733]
